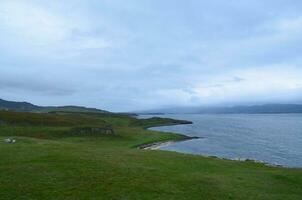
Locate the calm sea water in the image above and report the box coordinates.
[144,114,302,168]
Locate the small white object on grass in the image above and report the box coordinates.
[4,138,16,144]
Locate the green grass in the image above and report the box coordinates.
[0,111,301,200]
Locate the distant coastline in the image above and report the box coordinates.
[138,104,302,115]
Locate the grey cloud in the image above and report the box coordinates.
[228,77,245,83]
[0,74,75,96]
[1,0,302,111]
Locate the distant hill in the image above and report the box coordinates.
[0,99,38,112]
[0,99,109,113]
[139,104,302,114]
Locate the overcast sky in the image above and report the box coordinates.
[1,0,302,111]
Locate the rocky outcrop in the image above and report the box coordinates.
[69,126,115,136]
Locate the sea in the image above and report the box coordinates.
[141,114,302,168]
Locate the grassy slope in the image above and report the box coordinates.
[0,111,301,200]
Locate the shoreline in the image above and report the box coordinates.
[139,136,288,168]
[136,118,200,150]
[138,136,200,150]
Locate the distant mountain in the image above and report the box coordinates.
[0,99,109,113]
[139,104,302,114]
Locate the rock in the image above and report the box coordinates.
[70,127,115,136]
[4,138,11,143]
[4,138,16,144]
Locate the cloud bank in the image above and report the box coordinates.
[1,0,302,111]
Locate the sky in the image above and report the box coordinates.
[1,0,302,111]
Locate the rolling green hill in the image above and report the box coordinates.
[0,110,301,199]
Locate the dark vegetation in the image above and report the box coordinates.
[0,111,185,140]
[130,117,192,129]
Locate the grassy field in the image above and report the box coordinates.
[0,111,301,200]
